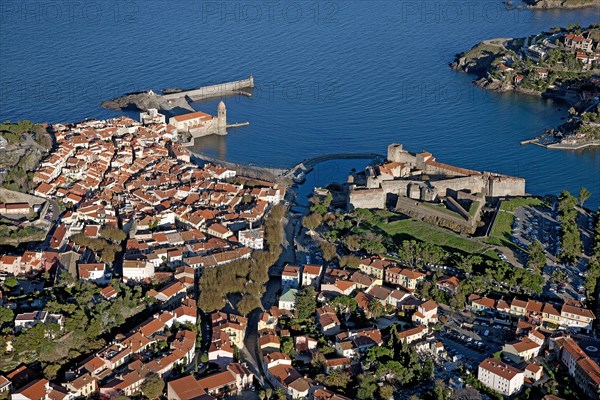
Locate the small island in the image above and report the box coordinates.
[452,24,600,149]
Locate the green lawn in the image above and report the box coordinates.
[486,197,545,249]
[378,218,495,257]
[422,202,463,218]
[468,201,481,218]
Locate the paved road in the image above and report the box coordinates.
[240,204,298,388]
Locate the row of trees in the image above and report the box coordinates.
[584,208,600,300]
[557,190,583,262]
[198,204,285,315]
[71,225,127,264]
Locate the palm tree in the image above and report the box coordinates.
[368,298,385,318]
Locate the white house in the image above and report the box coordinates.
[238,228,264,250]
[122,259,155,282]
[478,358,524,396]
[281,265,301,289]
[278,289,297,311]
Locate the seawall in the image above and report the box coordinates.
[162,76,254,102]
[101,76,254,112]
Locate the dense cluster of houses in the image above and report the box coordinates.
[8,300,197,399]
[477,329,600,399]
[1,115,283,284]
[0,115,287,399]
[467,294,596,332]
[240,255,447,399]
[498,30,600,89]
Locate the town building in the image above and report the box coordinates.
[478,358,524,396]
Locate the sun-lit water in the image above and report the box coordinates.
[0,1,599,206]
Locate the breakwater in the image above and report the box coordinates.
[162,76,254,102]
[101,76,254,113]
[285,153,383,181]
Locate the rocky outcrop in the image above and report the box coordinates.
[101,91,195,113]
[101,76,254,114]
[450,42,507,75]
[523,0,599,9]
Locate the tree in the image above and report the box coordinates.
[238,294,261,316]
[281,336,295,357]
[366,345,393,362]
[552,268,567,283]
[316,370,352,388]
[0,306,14,327]
[342,234,362,252]
[579,187,591,207]
[458,254,482,276]
[302,212,323,232]
[295,286,317,321]
[352,208,372,227]
[339,254,361,268]
[368,298,385,318]
[558,190,582,262]
[433,379,451,400]
[3,277,18,290]
[379,384,394,400]
[140,373,165,398]
[357,374,378,400]
[320,241,337,262]
[100,225,127,243]
[43,364,61,380]
[331,295,358,314]
[527,240,546,271]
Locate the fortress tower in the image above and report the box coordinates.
[387,143,414,165]
[217,101,227,135]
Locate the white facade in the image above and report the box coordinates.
[239,229,264,250]
[122,260,155,282]
[478,359,524,396]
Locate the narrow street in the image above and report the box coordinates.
[241,202,302,387]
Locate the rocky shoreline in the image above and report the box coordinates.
[452,27,600,150]
[522,0,599,9]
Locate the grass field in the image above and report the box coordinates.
[487,197,545,248]
[378,218,496,257]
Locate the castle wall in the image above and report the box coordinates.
[348,188,385,210]
[395,197,477,235]
[429,176,486,197]
[487,174,526,197]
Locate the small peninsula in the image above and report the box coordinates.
[522,0,600,9]
[452,24,600,149]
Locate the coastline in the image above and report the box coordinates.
[452,27,600,151]
[521,137,600,149]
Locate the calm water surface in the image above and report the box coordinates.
[0,1,599,205]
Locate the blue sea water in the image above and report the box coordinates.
[0,1,599,206]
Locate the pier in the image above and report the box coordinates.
[226,122,250,129]
[101,76,255,112]
[162,76,254,102]
[283,153,384,181]
[186,150,385,185]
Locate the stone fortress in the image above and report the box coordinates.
[347,144,526,234]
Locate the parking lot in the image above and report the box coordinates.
[511,203,592,303]
[437,307,511,368]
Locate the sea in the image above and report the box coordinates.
[0,1,599,206]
